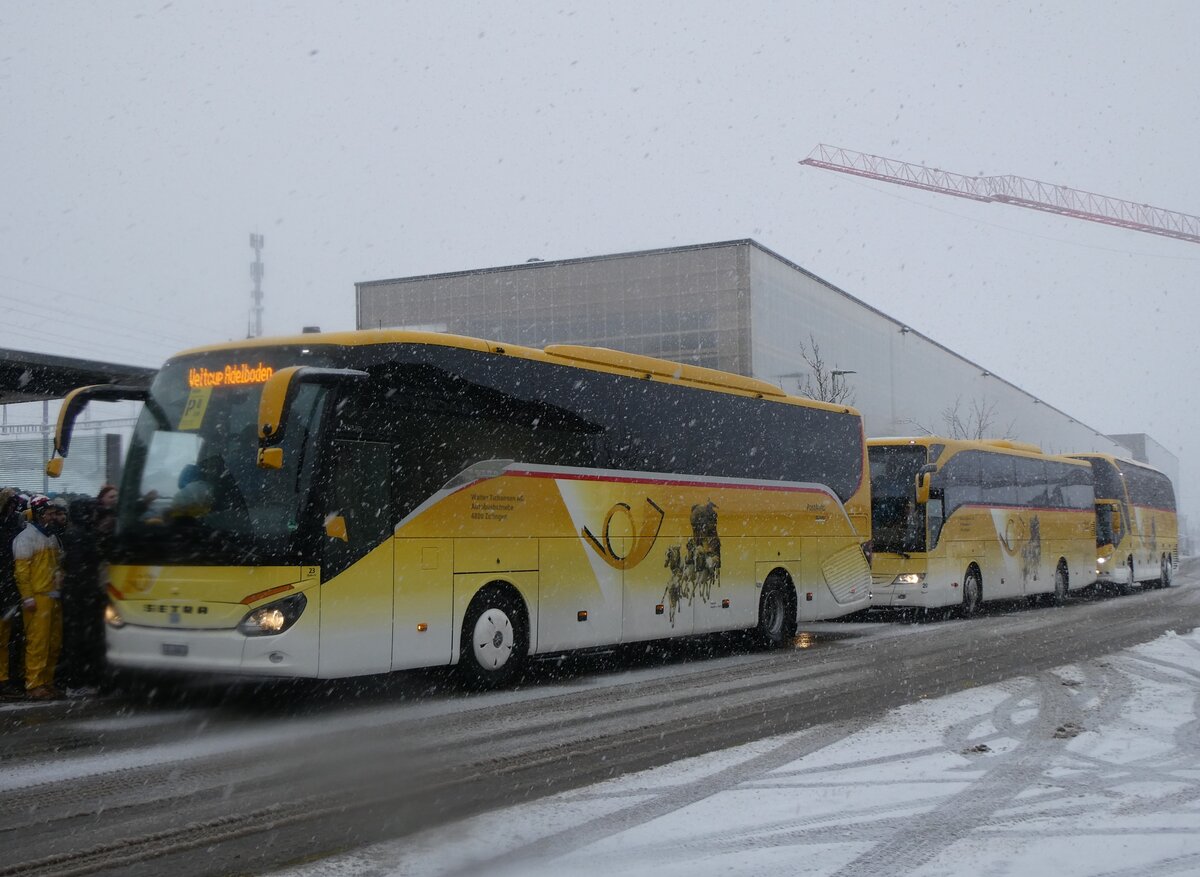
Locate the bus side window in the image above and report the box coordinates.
[1014,457,1048,507]
[324,439,393,580]
[927,494,945,549]
[940,451,982,518]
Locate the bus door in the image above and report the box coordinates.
[318,439,395,677]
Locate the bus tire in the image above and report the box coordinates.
[757,576,797,649]
[1160,555,1173,589]
[1118,558,1135,596]
[1051,561,1068,606]
[959,568,982,618]
[459,586,528,689]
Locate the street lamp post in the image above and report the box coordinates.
[831,369,857,396]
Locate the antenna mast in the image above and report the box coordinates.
[248,233,265,338]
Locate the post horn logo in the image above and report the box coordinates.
[582,498,665,570]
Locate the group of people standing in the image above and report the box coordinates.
[0,484,115,701]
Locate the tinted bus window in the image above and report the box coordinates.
[938,450,983,518]
[979,452,1017,506]
[445,349,865,500]
[1121,463,1176,510]
[1047,460,1094,510]
[1084,457,1126,503]
[1013,457,1049,507]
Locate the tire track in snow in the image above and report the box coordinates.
[432,720,860,877]
[827,670,1088,877]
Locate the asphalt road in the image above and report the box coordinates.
[3,563,1199,877]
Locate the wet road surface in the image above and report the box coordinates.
[2,564,1198,876]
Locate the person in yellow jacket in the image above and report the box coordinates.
[13,495,67,699]
[1,488,26,699]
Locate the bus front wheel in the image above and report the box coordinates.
[459,588,528,689]
[960,569,982,618]
[1118,558,1135,596]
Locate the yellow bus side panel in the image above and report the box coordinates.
[397,469,867,646]
[537,537,621,652]
[318,539,394,677]
[1128,507,1179,582]
[392,538,454,671]
[454,537,539,574]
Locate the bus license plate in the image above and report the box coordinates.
[162,643,188,657]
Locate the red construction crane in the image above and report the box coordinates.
[800,144,1200,245]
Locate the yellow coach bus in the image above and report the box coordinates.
[49,331,872,685]
[868,437,1096,616]
[1067,454,1178,593]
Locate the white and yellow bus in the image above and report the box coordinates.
[1067,454,1178,593]
[868,438,1096,616]
[50,331,872,685]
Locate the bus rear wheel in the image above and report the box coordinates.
[459,588,528,689]
[1050,562,1068,606]
[959,569,982,618]
[757,577,797,649]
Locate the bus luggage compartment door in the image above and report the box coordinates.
[393,538,454,670]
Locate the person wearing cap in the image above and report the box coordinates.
[0,488,26,699]
[59,496,105,697]
[12,494,67,699]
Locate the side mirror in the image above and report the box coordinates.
[256,366,368,469]
[325,515,348,542]
[46,383,150,476]
[914,464,936,505]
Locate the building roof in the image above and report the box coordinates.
[0,348,155,405]
[357,238,1105,436]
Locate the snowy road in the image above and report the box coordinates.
[2,565,1199,876]
[281,628,1200,877]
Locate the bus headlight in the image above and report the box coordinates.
[238,593,307,637]
[1097,557,1107,565]
[104,603,125,629]
[892,573,925,585]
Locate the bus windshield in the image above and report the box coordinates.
[114,352,330,565]
[868,444,927,554]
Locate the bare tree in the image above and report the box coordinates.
[794,334,856,405]
[906,396,1016,440]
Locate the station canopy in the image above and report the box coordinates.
[0,348,155,405]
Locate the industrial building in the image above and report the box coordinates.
[356,239,1181,502]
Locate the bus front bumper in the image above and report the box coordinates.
[106,621,319,678]
[870,582,957,609]
[1095,565,1132,586]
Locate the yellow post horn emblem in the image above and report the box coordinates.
[582,498,665,570]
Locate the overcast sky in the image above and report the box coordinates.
[3,1,1199,517]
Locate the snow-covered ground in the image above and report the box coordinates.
[275,628,1200,877]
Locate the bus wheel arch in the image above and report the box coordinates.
[1119,557,1135,595]
[1051,559,1069,606]
[459,582,530,688]
[757,571,797,649]
[960,565,983,618]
